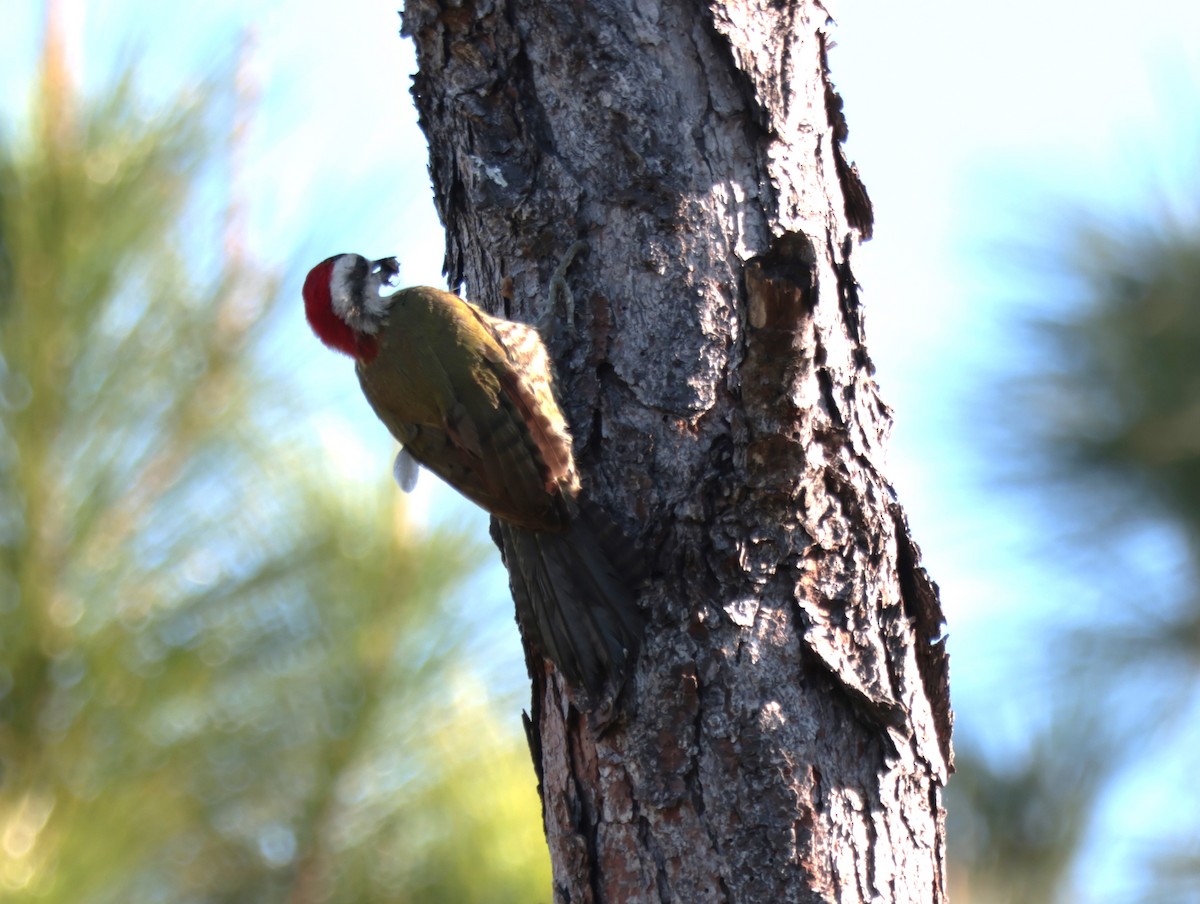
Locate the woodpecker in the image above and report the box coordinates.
[303,253,643,707]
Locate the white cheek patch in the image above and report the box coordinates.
[329,255,362,321]
[362,269,396,320]
[329,255,393,334]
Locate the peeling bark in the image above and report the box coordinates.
[400,0,952,899]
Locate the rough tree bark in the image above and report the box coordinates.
[400,0,953,901]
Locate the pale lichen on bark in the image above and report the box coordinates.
[401,0,951,899]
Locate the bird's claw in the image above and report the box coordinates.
[544,240,587,338]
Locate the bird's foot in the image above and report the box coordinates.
[543,240,587,338]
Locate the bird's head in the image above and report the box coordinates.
[303,253,401,362]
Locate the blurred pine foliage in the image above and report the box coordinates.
[0,17,549,904]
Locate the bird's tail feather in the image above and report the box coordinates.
[495,503,644,709]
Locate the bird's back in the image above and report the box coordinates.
[356,286,573,532]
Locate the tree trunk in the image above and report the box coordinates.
[401,0,953,901]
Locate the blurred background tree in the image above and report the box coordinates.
[0,9,550,903]
[945,167,1200,902]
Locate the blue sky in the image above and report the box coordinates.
[834,5,1200,896]
[839,0,1200,715]
[7,0,1200,898]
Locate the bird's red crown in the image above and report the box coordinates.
[303,253,400,362]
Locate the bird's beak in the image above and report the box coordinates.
[372,257,400,289]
